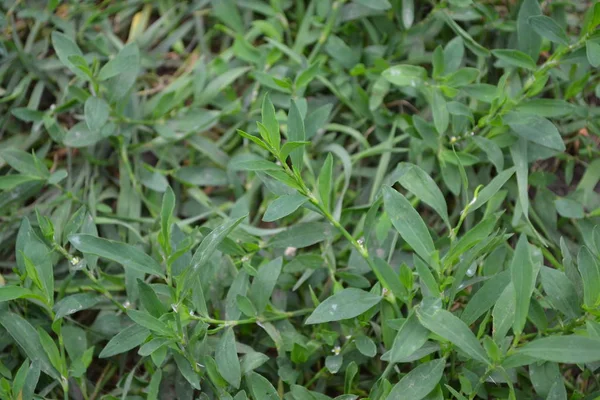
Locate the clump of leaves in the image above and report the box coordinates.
[1,0,600,399]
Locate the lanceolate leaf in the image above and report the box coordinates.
[263,193,307,222]
[394,163,450,228]
[181,216,246,295]
[383,186,436,265]
[503,112,565,151]
[528,15,570,46]
[511,235,536,335]
[461,270,511,325]
[287,100,306,171]
[216,328,241,389]
[306,288,382,324]
[69,234,163,276]
[577,246,600,308]
[0,311,60,379]
[389,311,429,363]
[99,324,150,358]
[416,300,490,365]
[516,336,600,363]
[387,359,445,400]
[249,257,282,314]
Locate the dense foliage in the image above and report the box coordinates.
[1,0,600,399]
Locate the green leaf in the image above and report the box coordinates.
[516,99,576,118]
[492,283,516,342]
[229,158,281,171]
[280,141,311,162]
[510,138,529,220]
[138,338,171,357]
[98,43,140,81]
[511,235,536,335]
[287,100,306,170]
[586,41,600,67]
[12,107,45,123]
[577,246,600,308]
[540,267,580,319]
[503,112,565,151]
[372,257,407,301]
[99,324,150,358]
[517,0,542,59]
[306,288,382,324]
[84,97,110,132]
[416,300,490,365]
[401,0,415,28]
[263,193,307,222]
[461,270,511,325]
[236,295,257,317]
[0,175,44,190]
[247,371,279,399]
[555,198,584,219]
[180,215,245,295]
[127,310,172,336]
[51,31,87,80]
[53,293,101,321]
[37,328,63,375]
[159,187,175,255]
[437,12,490,57]
[387,359,445,400]
[270,222,332,248]
[249,257,282,314]
[355,336,377,357]
[137,280,167,318]
[389,311,429,363]
[383,186,436,265]
[528,15,569,46]
[261,93,280,150]
[0,285,31,303]
[173,352,201,390]
[414,255,441,298]
[515,335,600,363]
[148,369,162,400]
[0,311,59,379]
[216,328,241,389]
[295,62,321,88]
[394,163,450,228]
[0,148,49,177]
[241,352,269,375]
[318,154,333,212]
[444,68,479,87]
[355,0,391,10]
[469,167,516,213]
[492,49,537,70]
[63,122,104,148]
[432,89,449,134]
[69,234,163,276]
[382,65,427,87]
[197,67,250,106]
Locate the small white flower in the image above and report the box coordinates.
[123,301,131,309]
[284,247,297,257]
[332,345,341,355]
[70,256,80,266]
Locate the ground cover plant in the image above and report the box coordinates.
[1,0,600,399]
